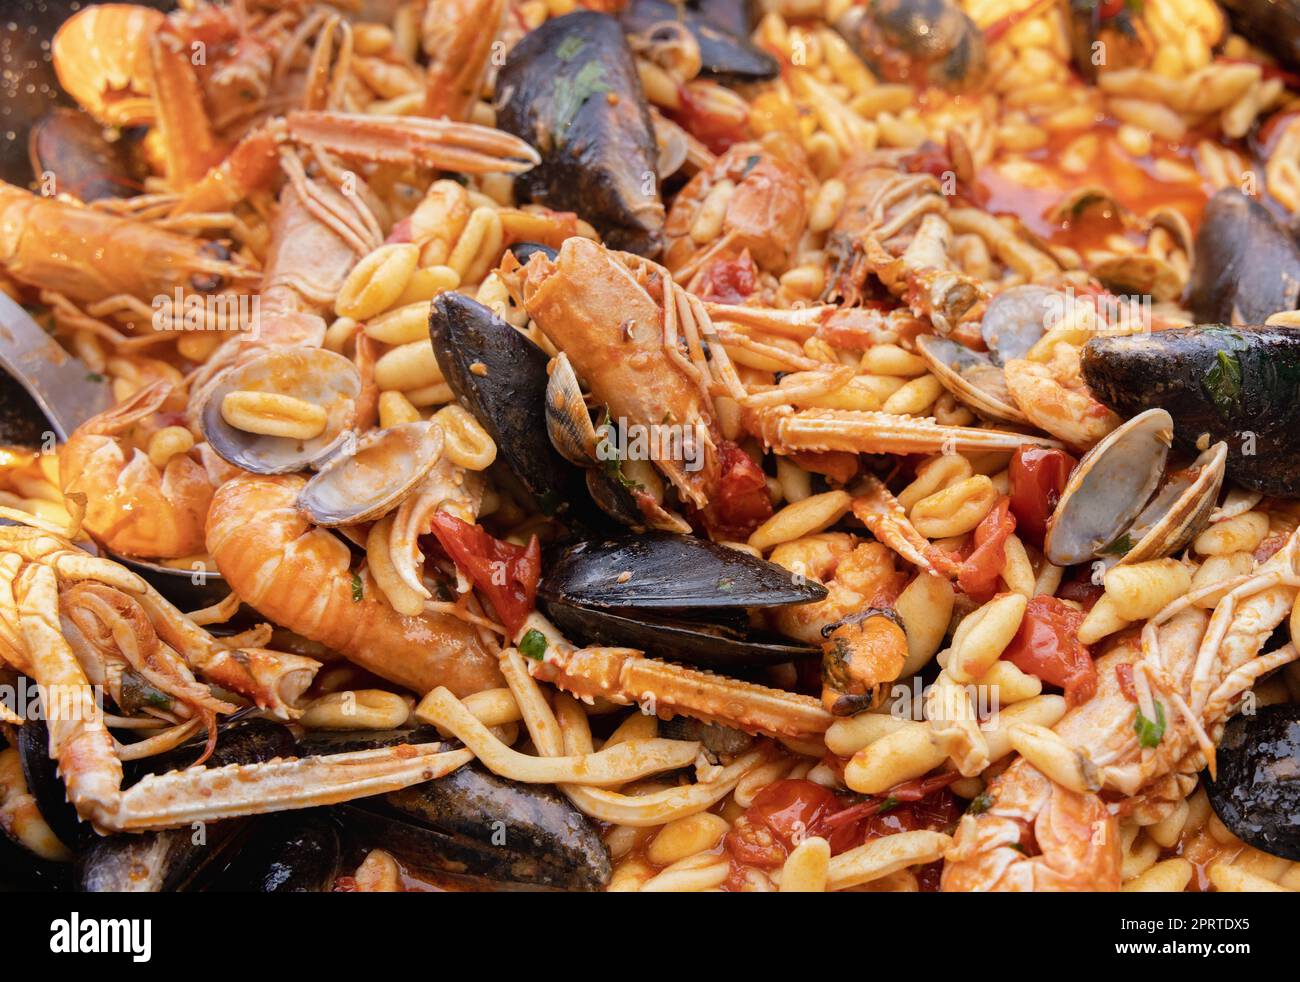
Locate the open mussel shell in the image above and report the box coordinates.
[341,762,612,891]
[1081,325,1300,496]
[1207,703,1300,861]
[18,716,85,851]
[1120,441,1226,565]
[1044,408,1171,566]
[1188,189,1300,325]
[429,292,587,517]
[297,421,443,527]
[200,347,361,476]
[915,334,1027,424]
[619,0,778,82]
[29,107,141,203]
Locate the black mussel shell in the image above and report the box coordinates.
[1218,0,1300,75]
[538,533,825,667]
[507,241,558,266]
[295,726,449,757]
[1081,326,1300,496]
[78,719,297,892]
[1207,704,1300,861]
[688,0,758,38]
[496,11,664,255]
[18,716,85,850]
[1063,0,1149,83]
[211,810,342,892]
[620,0,778,82]
[837,0,987,90]
[545,600,818,668]
[429,292,587,517]
[29,108,142,203]
[1188,190,1300,325]
[540,533,827,610]
[341,763,611,891]
[0,820,72,891]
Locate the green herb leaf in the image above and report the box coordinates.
[556,35,585,61]
[717,576,734,592]
[85,372,105,383]
[519,628,548,660]
[351,571,364,603]
[1203,349,1243,420]
[1102,532,1135,557]
[967,791,993,815]
[1134,700,1166,748]
[550,59,610,142]
[878,796,900,814]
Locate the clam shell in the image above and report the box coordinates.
[297,421,443,527]
[200,348,361,475]
[1119,441,1227,565]
[980,284,1053,363]
[1044,408,1172,566]
[915,334,1027,424]
[545,352,600,467]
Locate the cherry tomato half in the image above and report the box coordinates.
[429,514,540,636]
[1001,595,1097,707]
[1009,447,1077,547]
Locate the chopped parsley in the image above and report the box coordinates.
[967,791,993,815]
[551,59,610,141]
[351,571,364,602]
[85,372,105,383]
[877,796,900,814]
[1102,532,1135,557]
[1134,700,1166,748]
[519,628,548,660]
[1203,349,1242,420]
[717,576,735,593]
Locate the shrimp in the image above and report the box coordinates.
[518,236,748,515]
[58,381,215,561]
[205,474,505,697]
[824,153,986,343]
[767,534,910,713]
[422,0,509,121]
[1005,344,1121,451]
[0,520,470,833]
[0,180,258,315]
[663,138,812,282]
[943,530,1300,890]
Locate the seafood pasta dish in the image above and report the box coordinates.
[0,0,1299,895]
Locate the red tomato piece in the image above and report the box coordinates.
[428,514,540,636]
[956,498,1016,602]
[705,441,772,540]
[696,252,758,304]
[1009,447,1077,547]
[1001,595,1097,706]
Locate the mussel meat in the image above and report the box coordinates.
[496,11,665,255]
[1207,703,1300,861]
[835,0,988,91]
[539,533,827,668]
[1044,408,1226,566]
[1081,326,1300,496]
[620,0,778,83]
[1187,189,1300,326]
